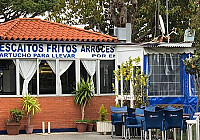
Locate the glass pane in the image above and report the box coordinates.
[61,61,76,94]
[148,54,181,96]
[80,62,96,93]
[20,72,37,95]
[39,60,56,94]
[100,60,114,94]
[0,60,16,95]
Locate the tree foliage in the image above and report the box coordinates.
[184,53,200,112]
[113,57,149,108]
[47,0,198,43]
[0,0,65,22]
[190,0,200,47]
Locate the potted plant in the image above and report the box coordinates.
[5,108,24,135]
[91,120,98,132]
[87,120,94,132]
[96,104,112,134]
[73,78,94,132]
[113,57,149,108]
[22,94,41,134]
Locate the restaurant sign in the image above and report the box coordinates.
[0,43,115,59]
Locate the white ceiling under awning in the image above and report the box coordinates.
[117,49,143,65]
[144,47,195,55]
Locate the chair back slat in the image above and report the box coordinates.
[127,108,135,117]
[110,106,127,113]
[145,106,156,112]
[165,105,177,111]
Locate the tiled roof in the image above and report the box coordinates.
[0,18,118,42]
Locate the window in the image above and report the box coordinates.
[39,60,56,94]
[80,62,97,93]
[100,60,114,94]
[0,60,16,95]
[191,74,199,96]
[20,73,37,95]
[61,61,76,94]
[148,54,181,96]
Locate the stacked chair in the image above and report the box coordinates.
[124,105,188,140]
[110,106,127,139]
[164,109,185,140]
[125,108,144,140]
[143,110,165,140]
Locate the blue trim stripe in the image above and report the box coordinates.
[0,128,77,135]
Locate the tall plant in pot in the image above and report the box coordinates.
[22,94,41,134]
[73,78,94,132]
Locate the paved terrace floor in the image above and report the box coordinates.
[0,132,135,140]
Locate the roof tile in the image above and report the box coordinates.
[0,18,118,42]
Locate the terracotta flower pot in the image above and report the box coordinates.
[93,123,97,132]
[5,122,21,135]
[87,123,94,132]
[25,125,34,134]
[76,122,87,132]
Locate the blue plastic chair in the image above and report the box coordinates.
[111,113,123,138]
[143,110,165,140]
[110,106,127,138]
[164,109,184,140]
[125,108,144,140]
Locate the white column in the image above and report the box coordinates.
[16,59,20,96]
[115,63,119,104]
[37,59,40,96]
[96,60,100,95]
[76,59,80,90]
[120,65,123,96]
[120,65,123,106]
[56,59,59,96]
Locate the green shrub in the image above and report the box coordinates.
[98,104,108,121]
[7,108,24,123]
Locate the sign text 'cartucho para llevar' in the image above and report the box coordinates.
[0,43,115,59]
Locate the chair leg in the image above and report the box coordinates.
[134,128,136,138]
[149,129,152,140]
[162,130,164,140]
[129,128,131,140]
[145,130,148,140]
[141,129,143,140]
[189,125,192,140]
[187,124,189,140]
[122,125,124,139]
[195,116,200,140]
[125,127,127,139]
[173,128,176,140]
[181,130,183,140]
[111,125,113,138]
